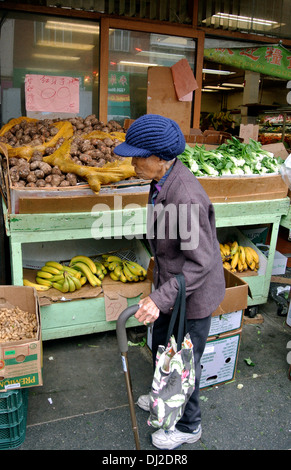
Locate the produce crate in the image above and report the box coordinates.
[200,331,241,389]
[0,389,28,449]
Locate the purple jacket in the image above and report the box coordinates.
[148,158,225,319]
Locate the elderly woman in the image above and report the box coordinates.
[114,114,225,450]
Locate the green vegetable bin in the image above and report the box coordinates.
[0,389,28,450]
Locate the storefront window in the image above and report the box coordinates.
[108,29,196,123]
[0,13,99,125]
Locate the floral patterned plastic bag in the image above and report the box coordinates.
[147,333,195,431]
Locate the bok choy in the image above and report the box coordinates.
[178,137,283,177]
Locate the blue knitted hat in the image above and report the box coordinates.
[114,114,185,161]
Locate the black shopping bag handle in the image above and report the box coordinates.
[165,274,187,350]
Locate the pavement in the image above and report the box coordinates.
[9,296,291,452]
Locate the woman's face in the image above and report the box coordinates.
[132,155,165,180]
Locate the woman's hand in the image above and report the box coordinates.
[135,296,160,326]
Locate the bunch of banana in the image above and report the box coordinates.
[31,261,84,292]
[220,241,259,273]
[102,254,147,283]
[70,255,102,287]
[52,270,84,293]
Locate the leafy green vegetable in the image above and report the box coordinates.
[177,137,283,177]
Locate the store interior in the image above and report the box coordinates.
[1,12,290,146]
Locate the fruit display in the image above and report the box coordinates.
[200,111,235,132]
[219,241,259,273]
[101,254,147,283]
[23,254,147,293]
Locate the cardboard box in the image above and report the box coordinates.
[256,244,287,275]
[208,309,244,337]
[212,268,249,317]
[0,286,42,391]
[200,331,241,389]
[197,173,288,203]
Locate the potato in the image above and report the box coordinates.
[38,162,52,176]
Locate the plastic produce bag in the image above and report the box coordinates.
[280,154,291,189]
[43,139,136,193]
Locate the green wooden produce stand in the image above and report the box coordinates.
[2,196,290,341]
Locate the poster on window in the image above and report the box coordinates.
[25,74,80,113]
[108,72,130,122]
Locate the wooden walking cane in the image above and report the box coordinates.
[116,305,141,450]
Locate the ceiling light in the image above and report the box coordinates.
[213,13,279,27]
[37,40,94,51]
[205,85,234,90]
[33,53,80,61]
[203,68,235,75]
[119,61,159,67]
[46,21,99,34]
[136,50,185,61]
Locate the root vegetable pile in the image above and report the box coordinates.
[0,115,127,188]
[0,306,38,342]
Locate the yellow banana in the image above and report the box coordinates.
[238,246,245,264]
[219,244,227,257]
[41,265,61,275]
[231,251,239,269]
[63,266,81,278]
[80,276,87,286]
[67,276,76,292]
[72,262,101,287]
[94,262,103,277]
[119,272,127,283]
[35,277,52,287]
[124,260,147,277]
[223,261,232,270]
[247,246,259,264]
[237,259,244,272]
[123,264,134,282]
[114,265,123,278]
[109,272,119,281]
[223,243,231,256]
[50,273,65,282]
[70,275,82,290]
[62,275,70,293]
[108,261,122,271]
[230,241,238,256]
[52,281,65,292]
[70,255,97,274]
[23,279,50,291]
[244,247,253,267]
[248,260,256,271]
[37,271,53,279]
[45,261,64,271]
[106,255,123,263]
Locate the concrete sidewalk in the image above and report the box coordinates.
[13,298,291,451]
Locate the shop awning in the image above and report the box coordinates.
[204,44,291,80]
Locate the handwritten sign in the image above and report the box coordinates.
[25,74,80,113]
